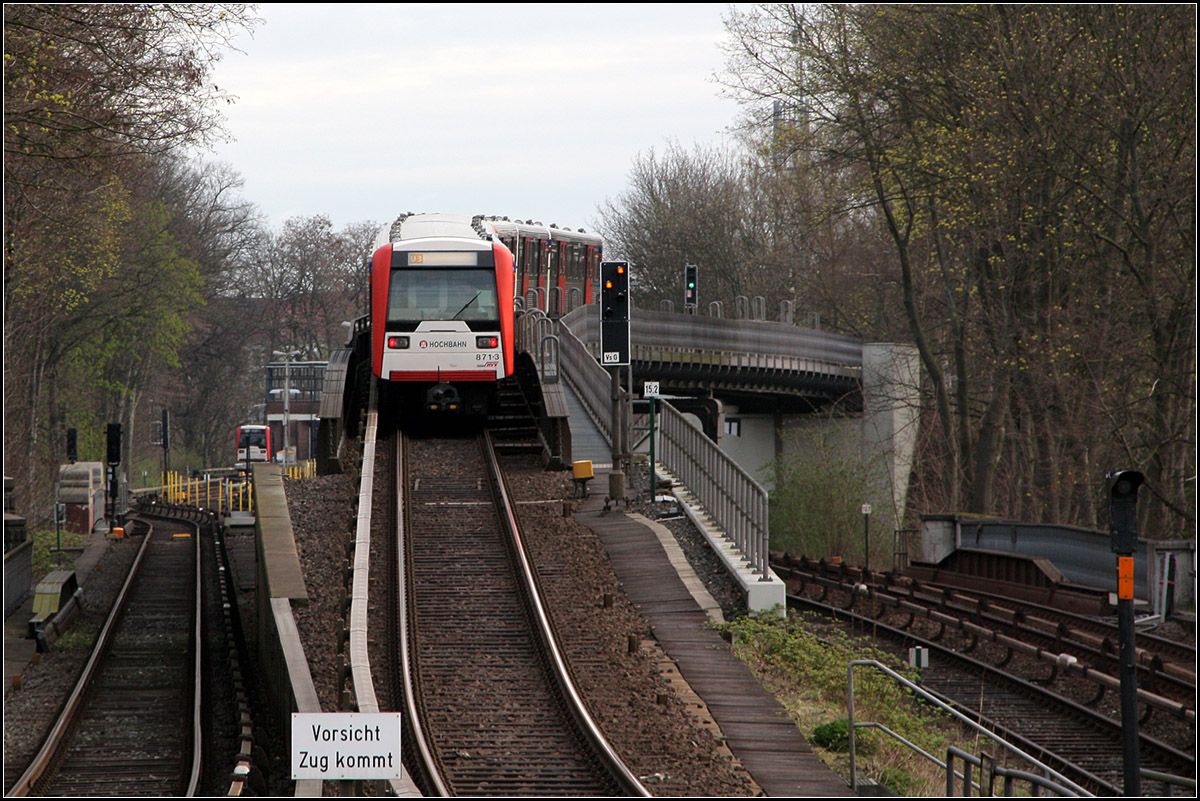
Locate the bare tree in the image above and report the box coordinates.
[721,4,1194,535]
[597,141,775,310]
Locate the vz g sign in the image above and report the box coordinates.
[603,351,621,364]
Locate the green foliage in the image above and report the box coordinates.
[769,421,895,564]
[719,612,949,762]
[31,528,88,581]
[876,765,916,795]
[52,620,99,651]
[810,718,851,751]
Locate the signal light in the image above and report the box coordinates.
[599,260,630,365]
[106,422,122,466]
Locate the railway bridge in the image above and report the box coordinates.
[512,303,919,614]
[522,304,919,522]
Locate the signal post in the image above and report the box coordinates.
[600,261,631,506]
[1107,470,1144,796]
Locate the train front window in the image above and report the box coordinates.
[388,268,499,329]
[240,429,266,449]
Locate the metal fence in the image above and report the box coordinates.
[557,321,614,447]
[554,313,772,578]
[656,399,770,579]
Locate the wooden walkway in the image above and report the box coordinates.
[574,489,854,797]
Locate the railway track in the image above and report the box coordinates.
[9,516,202,797]
[394,428,646,796]
[775,559,1195,796]
[774,555,1196,721]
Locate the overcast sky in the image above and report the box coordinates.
[205,3,750,237]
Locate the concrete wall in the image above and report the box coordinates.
[4,538,32,618]
[712,342,921,530]
[861,343,921,525]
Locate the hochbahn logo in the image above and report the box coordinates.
[418,339,469,349]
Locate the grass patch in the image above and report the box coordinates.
[30,528,89,583]
[52,619,99,651]
[719,610,970,795]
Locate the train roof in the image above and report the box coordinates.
[484,217,602,247]
[372,214,491,252]
[374,213,602,253]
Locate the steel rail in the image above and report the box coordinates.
[344,381,423,798]
[395,429,450,796]
[9,527,154,796]
[786,589,1194,794]
[187,514,203,796]
[775,559,1196,721]
[481,430,650,797]
[9,515,204,797]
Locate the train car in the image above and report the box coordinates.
[369,213,603,414]
[487,217,603,315]
[370,214,516,414]
[236,424,272,463]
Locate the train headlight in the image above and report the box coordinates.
[476,336,499,349]
[387,336,410,349]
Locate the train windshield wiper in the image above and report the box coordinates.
[452,292,481,319]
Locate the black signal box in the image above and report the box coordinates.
[106,423,121,467]
[684,264,698,310]
[600,260,630,366]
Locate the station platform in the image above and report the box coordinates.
[573,478,855,797]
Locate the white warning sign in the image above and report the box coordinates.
[291,712,402,780]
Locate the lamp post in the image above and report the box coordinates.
[861,503,872,573]
[273,349,301,466]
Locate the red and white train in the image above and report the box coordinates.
[236,424,272,463]
[368,213,602,414]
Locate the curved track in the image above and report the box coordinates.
[396,428,646,796]
[10,516,202,797]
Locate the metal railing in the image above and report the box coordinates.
[558,321,614,447]
[944,747,1081,797]
[555,315,771,578]
[656,399,770,579]
[517,309,561,384]
[847,659,1091,797]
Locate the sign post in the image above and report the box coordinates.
[645,382,660,497]
[861,503,872,573]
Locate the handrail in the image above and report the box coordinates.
[539,335,560,384]
[656,399,770,578]
[945,747,1080,797]
[557,322,613,447]
[847,659,1092,796]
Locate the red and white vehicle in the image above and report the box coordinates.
[487,218,603,316]
[370,214,515,413]
[369,213,603,414]
[236,424,272,463]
